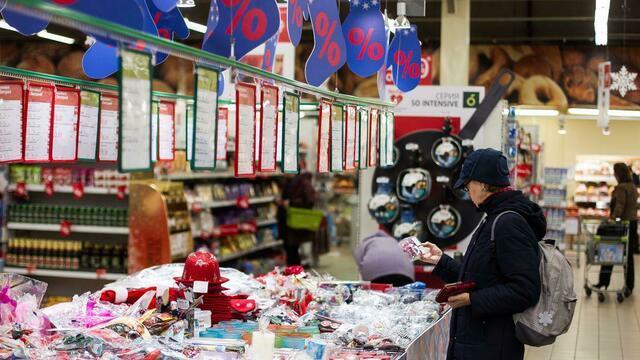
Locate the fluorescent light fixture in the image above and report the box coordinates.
[594,0,610,46]
[37,30,75,45]
[300,104,318,111]
[609,109,640,117]
[514,108,559,117]
[184,18,207,34]
[568,108,640,118]
[177,0,195,7]
[567,108,598,116]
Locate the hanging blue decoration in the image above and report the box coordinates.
[147,0,189,63]
[202,0,280,64]
[342,0,386,78]
[387,25,421,92]
[305,0,346,87]
[302,0,309,20]
[376,16,391,100]
[218,71,225,97]
[203,0,219,42]
[1,0,50,35]
[287,0,304,46]
[262,31,278,72]
[0,0,7,12]
[82,41,119,79]
[152,0,177,12]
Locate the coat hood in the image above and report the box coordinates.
[479,190,547,240]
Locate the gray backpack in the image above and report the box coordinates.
[492,211,577,346]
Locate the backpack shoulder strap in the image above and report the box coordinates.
[490,210,524,243]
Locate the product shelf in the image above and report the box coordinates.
[6,223,129,235]
[574,175,617,184]
[218,240,284,262]
[165,172,283,181]
[196,196,276,210]
[3,266,124,281]
[7,184,127,196]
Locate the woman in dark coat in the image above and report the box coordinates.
[420,149,543,360]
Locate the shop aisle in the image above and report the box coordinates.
[526,254,640,360]
[313,244,359,281]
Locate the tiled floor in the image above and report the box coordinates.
[315,247,640,360]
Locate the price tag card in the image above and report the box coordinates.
[316,100,331,173]
[192,66,219,170]
[216,107,229,161]
[174,99,187,150]
[98,94,119,162]
[151,101,159,163]
[0,81,24,163]
[52,87,80,162]
[186,103,194,161]
[344,105,357,170]
[158,101,175,161]
[378,111,388,166]
[235,82,257,177]
[331,103,344,172]
[118,49,152,172]
[24,83,54,163]
[282,92,300,174]
[359,108,369,169]
[385,111,395,166]
[369,109,379,167]
[77,90,100,161]
[259,84,279,172]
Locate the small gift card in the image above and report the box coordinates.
[399,236,426,260]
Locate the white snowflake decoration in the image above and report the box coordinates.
[611,65,638,98]
[538,311,554,327]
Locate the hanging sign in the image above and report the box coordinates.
[158,101,175,161]
[24,83,54,163]
[368,108,378,167]
[235,82,257,177]
[342,0,386,78]
[1,0,50,36]
[260,84,279,172]
[186,103,194,161]
[262,32,279,73]
[317,100,331,173]
[344,105,357,170]
[192,66,219,170]
[202,0,280,63]
[384,111,394,166]
[0,80,24,163]
[287,0,305,46]
[98,94,119,162]
[331,103,344,172]
[216,107,229,161]
[51,87,80,163]
[387,25,422,92]
[378,110,387,166]
[282,92,300,174]
[174,99,187,150]
[118,49,152,173]
[597,61,611,129]
[359,108,369,169]
[151,101,159,163]
[77,90,100,161]
[305,0,347,86]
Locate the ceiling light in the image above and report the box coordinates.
[567,108,598,116]
[184,18,207,34]
[177,0,195,8]
[594,0,610,46]
[602,126,610,135]
[37,29,75,45]
[609,109,640,117]
[514,109,559,117]
[568,108,640,118]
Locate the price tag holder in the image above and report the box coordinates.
[157,100,176,161]
[98,94,119,162]
[259,84,279,172]
[369,109,379,167]
[235,82,257,177]
[151,100,159,163]
[116,185,127,200]
[24,82,55,163]
[193,280,209,294]
[192,66,219,170]
[358,108,369,170]
[0,80,24,163]
[317,100,331,173]
[72,182,84,199]
[118,48,152,173]
[331,103,344,172]
[282,92,300,174]
[14,182,28,199]
[186,103,194,161]
[77,90,100,161]
[60,220,72,237]
[216,107,229,161]
[52,86,81,163]
[344,105,357,170]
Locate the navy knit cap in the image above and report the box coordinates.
[453,148,511,189]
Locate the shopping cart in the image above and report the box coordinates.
[583,220,631,303]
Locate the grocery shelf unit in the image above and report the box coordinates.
[540,167,569,250]
[1,163,130,296]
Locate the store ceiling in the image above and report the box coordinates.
[0,0,638,46]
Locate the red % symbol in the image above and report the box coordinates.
[290,0,303,27]
[348,27,383,61]
[223,0,267,42]
[315,11,341,67]
[393,50,420,79]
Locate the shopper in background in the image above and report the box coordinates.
[354,230,415,287]
[596,163,638,292]
[419,148,543,360]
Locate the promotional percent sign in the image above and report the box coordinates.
[387,25,422,92]
[202,0,280,63]
[287,0,307,46]
[262,31,278,72]
[305,0,347,87]
[342,0,386,78]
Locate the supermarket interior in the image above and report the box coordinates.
[1,0,640,359]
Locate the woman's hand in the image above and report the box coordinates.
[419,242,443,265]
[447,293,471,309]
